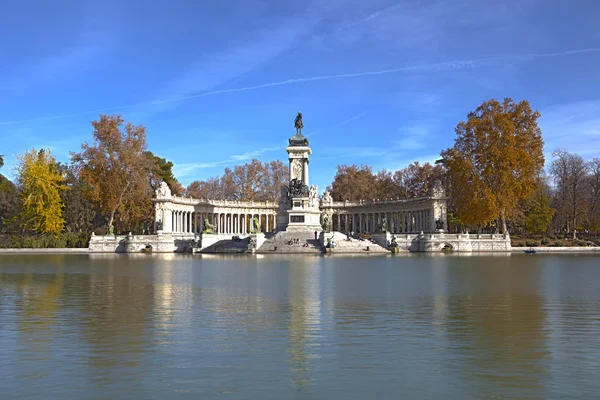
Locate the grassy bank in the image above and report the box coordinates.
[511,236,599,247]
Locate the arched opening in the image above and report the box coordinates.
[142,244,153,253]
[441,243,453,252]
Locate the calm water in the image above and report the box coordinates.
[1,253,600,399]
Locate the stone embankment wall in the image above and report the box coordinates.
[511,246,600,253]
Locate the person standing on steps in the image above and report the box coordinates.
[314,231,318,240]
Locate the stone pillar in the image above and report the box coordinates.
[337,214,341,232]
[345,214,349,235]
[359,214,363,233]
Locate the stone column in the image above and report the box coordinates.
[345,214,349,235]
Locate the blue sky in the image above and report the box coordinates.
[1,0,599,192]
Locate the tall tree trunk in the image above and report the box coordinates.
[501,209,508,234]
[107,181,131,231]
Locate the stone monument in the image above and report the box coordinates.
[276,112,323,232]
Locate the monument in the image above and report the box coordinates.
[276,112,323,232]
[91,111,515,254]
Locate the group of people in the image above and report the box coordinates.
[286,238,311,248]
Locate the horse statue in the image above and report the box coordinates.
[294,111,303,134]
[203,218,215,234]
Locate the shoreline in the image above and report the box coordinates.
[1,247,600,254]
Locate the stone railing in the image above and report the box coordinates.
[156,195,277,208]
[322,196,432,207]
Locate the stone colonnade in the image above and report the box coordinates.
[154,198,278,235]
[165,210,277,234]
[321,198,444,235]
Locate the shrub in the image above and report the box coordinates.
[541,238,550,246]
[0,232,91,248]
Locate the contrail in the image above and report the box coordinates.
[1,47,599,126]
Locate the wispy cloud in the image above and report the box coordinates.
[393,124,435,151]
[1,18,111,94]
[305,111,369,137]
[173,146,281,180]
[540,100,600,158]
[2,47,599,126]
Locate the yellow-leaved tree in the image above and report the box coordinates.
[15,148,67,234]
[440,98,545,234]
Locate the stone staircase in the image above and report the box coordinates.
[257,230,324,254]
[323,231,389,253]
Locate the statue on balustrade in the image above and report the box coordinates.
[309,185,319,208]
[322,214,331,233]
[251,216,261,233]
[380,215,388,233]
[321,191,333,205]
[203,218,215,234]
[435,218,444,230]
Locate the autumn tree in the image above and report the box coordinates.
[14,149,67,234]
[71,115,156,232]
[56,163,97,233]
[186,177,225,199]
[393,162,446,198]
[186,159,288,202]
[328,165,378,201]
[441,98,544,234]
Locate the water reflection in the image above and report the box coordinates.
[1,254,600,398]
[443,259,550,399]
[287,257,322,389]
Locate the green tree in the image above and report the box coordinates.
[0,174,19,233]
[144,151,184,196]
[441,98,545,234]
[521,180,555,236]
[14,149,67,234]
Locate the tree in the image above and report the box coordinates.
[57,163,97,233]
[71,115,156,232]
[328,165,377,201]
[14,149,67,234]
[587,158,600,235]
[393,162,446,198]
[185,159,288,202]
[520,178,555,236]
[550,150,589,238]
[0,174,19,233]
[441,98,545,233]
[144,151,184,196]
[0,154,4,169]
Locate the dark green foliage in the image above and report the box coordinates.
[0,232,90,248]
[0,174,20,233]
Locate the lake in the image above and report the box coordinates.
[1,253,600,399]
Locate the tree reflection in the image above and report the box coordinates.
[445,261,550,399]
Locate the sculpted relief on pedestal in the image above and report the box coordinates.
[292,159,303,181]
[155,181,172,199]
